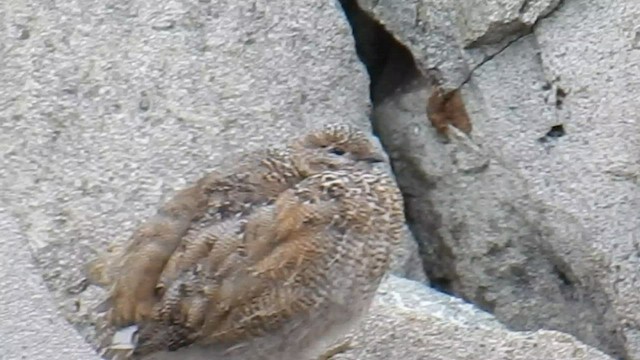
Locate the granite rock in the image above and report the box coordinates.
[351,0,640,358]
[0,0,420,356]
[334,275,613,360]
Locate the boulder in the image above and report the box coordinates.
[348,0,640,358]
[335,275,613,360]
[0,0,421,355]
[0,0,635,359]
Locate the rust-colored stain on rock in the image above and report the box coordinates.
[426,86,472,138]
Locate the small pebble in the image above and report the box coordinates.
[151,19,176,31]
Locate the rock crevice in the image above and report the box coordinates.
[338,0,634,358]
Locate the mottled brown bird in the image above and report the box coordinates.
[88,124,389,330]
[125,166,405,359]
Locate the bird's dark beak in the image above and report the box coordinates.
[363,154,386,163]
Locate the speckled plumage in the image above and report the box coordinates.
[88,124,404,359]
[133,167,404,360]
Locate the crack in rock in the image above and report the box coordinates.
[338,0,628,358]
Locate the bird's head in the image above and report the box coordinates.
[290,123,387,176]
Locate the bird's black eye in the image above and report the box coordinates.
[329,147,345,156]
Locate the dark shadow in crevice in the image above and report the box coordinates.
[338,0,457,295]
[338,0,423,106]
[538,124,566,143]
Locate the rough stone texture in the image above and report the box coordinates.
[0,208,99,360]
[352,0,640,358]
[0,0,633,359]
[534,2,640,356]
[0,0,424,357]
[373,69,623,357]
[355,0,471,89]
[354,0,563,88]
[457,0,561,46]
[334,275,613,360]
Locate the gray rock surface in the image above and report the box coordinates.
[0,208,99,360]
[0,0,633,359]
[352,0,639,358]
[335,275,613,360]
[355,0,471,89]
[0,0,422,357]
[457,0,561,46]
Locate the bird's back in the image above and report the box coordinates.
[130,167,403,359]
[89,124,405,359]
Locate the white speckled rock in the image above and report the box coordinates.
[334,276,613,360]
